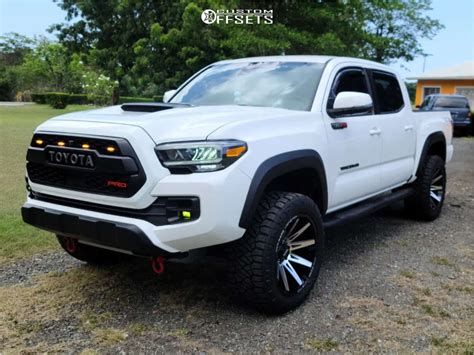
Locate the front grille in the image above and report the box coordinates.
[26,134,146,197]
[27,162,132,196]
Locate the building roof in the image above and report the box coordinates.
[407,61,474,80]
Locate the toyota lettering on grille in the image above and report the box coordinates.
[47,150,95,169]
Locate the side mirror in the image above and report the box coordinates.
[163,89,177,103]
[328,91,373,117]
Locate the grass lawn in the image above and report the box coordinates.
[0,104,95,263]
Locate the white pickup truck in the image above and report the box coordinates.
[22,56,453,313]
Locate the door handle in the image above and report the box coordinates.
[404,125,414,131]
[369,128,382,136]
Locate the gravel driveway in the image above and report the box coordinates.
[1,138,473,353]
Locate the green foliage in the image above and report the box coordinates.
[32,92,153,106]
[117,96,154,104]
[82,72,118,106]
[51,0,443,97]
[358,0,443,63]
[0,32,34,66]
[68,93,89,105]
[31,93,47,104]
[8,39,88,94]
[0,76,13,101]
[46,92,70,109]
[0,2,443,99]
[405,82,417,104]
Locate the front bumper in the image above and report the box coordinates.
[23,165,251,253]
[22,205,165,256]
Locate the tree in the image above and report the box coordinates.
[357,0,443,63]
[0,32,34,66]
[51,0,443,95]
[14,39,87,93]
[50,0,187,81]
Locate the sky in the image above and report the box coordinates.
[1,0,473,80]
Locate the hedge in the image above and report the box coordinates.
[46,92,70,109]
[31,93,47,104]
[31,92,163,105]
[68,94,89,105]
[118,96,154,104]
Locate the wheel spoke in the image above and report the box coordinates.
[289,239,315,252]
[284,217,299,240]
[430,185,443,191]
[282,260,303,286]
[279,263,290,291]
[288,222,311,242]
[430,191,441,202]
[288,253,313,268]
[432,175,443,184]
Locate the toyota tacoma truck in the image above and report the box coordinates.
[22,56,453,314]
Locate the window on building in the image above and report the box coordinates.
[423,86,440,98]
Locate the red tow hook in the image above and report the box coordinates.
[65,237,77,253]
[151,256,166,275]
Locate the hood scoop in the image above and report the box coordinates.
[121,102,191,113]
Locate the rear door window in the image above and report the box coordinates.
[372,71,404,114]
[434,97,469,108]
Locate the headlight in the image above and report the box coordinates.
[155,140,247,173]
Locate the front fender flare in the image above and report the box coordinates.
[239,150,328,228]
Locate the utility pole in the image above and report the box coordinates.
[422,54,433,73]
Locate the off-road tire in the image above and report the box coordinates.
[57,235,127,265]
[228,191,324,314]
[405,155,446,221]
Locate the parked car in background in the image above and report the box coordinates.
[418,94,472,135]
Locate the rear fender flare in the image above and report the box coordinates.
[415,131,446,177]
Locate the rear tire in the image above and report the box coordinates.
[405,155,446,221]
[57,235,128,265]
[228,191,324,314]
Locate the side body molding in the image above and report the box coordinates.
[239,150,328,228]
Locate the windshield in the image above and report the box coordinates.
[170,62,325,111]
[434,97,468,108]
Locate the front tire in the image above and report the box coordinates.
[57,235,127,265]
[405,155,446,221]
[229,191,324,314]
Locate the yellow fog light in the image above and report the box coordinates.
[106,146,116,153]
[181,211,191,219]
[35,139,44,145]
[82,143,90,149]
[57,141,65,146]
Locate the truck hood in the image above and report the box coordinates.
[49,105,294,143]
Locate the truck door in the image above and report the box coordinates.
[369,70,416,188]
[323,67,383,210]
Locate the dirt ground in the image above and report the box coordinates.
[1,138,473,353]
